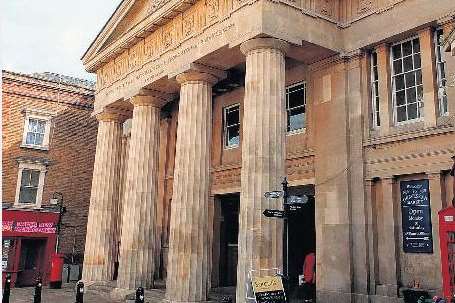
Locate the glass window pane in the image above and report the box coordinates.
[21,170,31,186]
[397,106,407,122]
[406,87,416,103]
[288,89,305,109]
[413,38,420,53]
[226,109,239,126]
[372,52,377,66]
[405,72,415,88]
[36,121,46,134]
[407,103,418,120]
[373,68,378,80]
[227,125,240,147]
[417,85,423,102]
[28,119,37,132]
[403,56,413,72]
[19,188,37,204]
[403,41,413,56]
[395,75,405,90]
[35,134,44,146]
[393,60,403,74]
[289,108,305,131]
[392,45,402,59]
[414,54,421,69]
[396,91,406,106]
[26,132,35,145]
[30,171,40,187]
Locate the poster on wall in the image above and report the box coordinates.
[400,179,433,253]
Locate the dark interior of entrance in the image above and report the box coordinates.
[218,193,239,287]
[288,185,316,295]
[17,238,46,287]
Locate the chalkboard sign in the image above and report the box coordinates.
[400,179,433,253]
[252,276,286,303]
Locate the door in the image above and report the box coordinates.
[219,194,239,287]
[17,239,46,286]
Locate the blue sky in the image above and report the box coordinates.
[1,1,121,81]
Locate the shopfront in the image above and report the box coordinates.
[2,209,59,287]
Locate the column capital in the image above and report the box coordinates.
[95,107,129,123]
[176,63,226,85]
[382,176,396,184]
[240,37,290,56]
[130,89,175,108]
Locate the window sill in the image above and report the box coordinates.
[223,144,239,151]
[287,128,306,136]
[12,203,41,209]
[20,144,49,151]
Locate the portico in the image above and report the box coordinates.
[82,1,455,302]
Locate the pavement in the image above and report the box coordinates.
[5,283,117,303]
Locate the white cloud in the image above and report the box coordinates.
[1,0,121,81]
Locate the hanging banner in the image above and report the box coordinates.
[400,179,433,253]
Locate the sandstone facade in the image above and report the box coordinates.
[82,1,455,302]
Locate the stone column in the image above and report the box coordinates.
[236,38,288,303]
[376,177,398,297]
[419,28,439,127]
[364,179,378,295]
[376,43,393,134]
[117,93,167,290]
[165,69,223,302]
[83,109,126,283]
[427,172,443,291]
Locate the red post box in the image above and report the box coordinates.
[49,253,64,289]
[439,207,455,301]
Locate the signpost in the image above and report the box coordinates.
[263,177,309,298]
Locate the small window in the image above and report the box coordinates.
[435,28,448,116]
[25,118,46,146]
[391,37,424,124]
[223,104,240,148]
[371,51,380,128]
[286,82,306,133]
[18,169,40,204]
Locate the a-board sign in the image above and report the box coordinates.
[400,179,433,253]
[251,276,286,303]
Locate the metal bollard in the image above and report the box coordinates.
[33,277,42,303]
[135,287,144,303]
[2,273,12,303]
[75,281,84,303]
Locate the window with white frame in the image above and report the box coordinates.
[371,51,380,128]
[435,28,448,116]
[223,104,240,148]
[286,82,306,133]
[14,162,46,207]
[21,109,54,150]
[391,37,423,124]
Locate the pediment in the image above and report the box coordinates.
[82,0,171,71]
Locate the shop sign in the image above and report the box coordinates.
[2,221,56,234]
[400,179,433,253]
[251,275,286,303]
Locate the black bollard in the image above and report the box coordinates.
[2,273,11,303]
[75,281,84,303]
[135,287,144,303]
[33,277,42,303]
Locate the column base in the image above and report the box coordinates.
[375,284,398,297]
[317,290,401,303]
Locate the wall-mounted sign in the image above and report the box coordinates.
[2,221,56,234]
[251,275,286,303]
[400,179,433,253]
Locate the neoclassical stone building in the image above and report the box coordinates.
[81,0,455,302]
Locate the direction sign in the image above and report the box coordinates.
[286,195,308,205]
[264,191,283,199]
[263,209,286,218]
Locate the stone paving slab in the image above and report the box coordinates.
[6,283,118,303]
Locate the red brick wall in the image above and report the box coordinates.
[2,71,98,262]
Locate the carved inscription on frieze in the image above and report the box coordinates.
[318,0,334,17]
[358,0,374,14]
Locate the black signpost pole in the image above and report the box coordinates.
[281,178,289,297]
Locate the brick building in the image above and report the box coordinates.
[2,70,97,286]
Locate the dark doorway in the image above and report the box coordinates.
[218,193,239,287]
[287,185,316,297]
[17,238,46,287]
